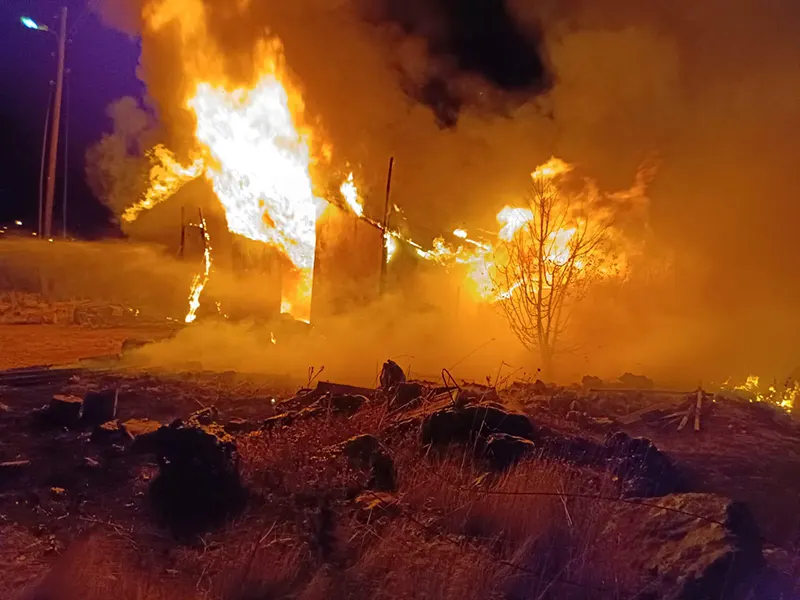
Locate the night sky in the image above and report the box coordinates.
[0,0,141,237]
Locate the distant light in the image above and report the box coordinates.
[14,220,22,226]
[20,16,43,30]
[32,232,37,236]
[48,238,54,242]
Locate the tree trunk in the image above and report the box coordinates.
[539,343,554,381]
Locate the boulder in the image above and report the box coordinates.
[582,375,604,390]
[485,434,536,470]
[188,406,220,426]
[323,394,366,416]
[602,493,762,600]
[224,417,259,434]
[81,389,118,425]
[390,382,425,411]
[91,420,124,444]
[379,359,406,391]
[121,419,163,452]
[0,459,31,469]
[618,372,655,390]
[262,412,295,429]
[538,430,605,465]
[604,431,681,497]
[531,379,549,395]
[148,420,245,536]
[341,434,397,492]
[47,395,82,427]
[421,403,535,447]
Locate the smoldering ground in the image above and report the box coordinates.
[83,0,800,383]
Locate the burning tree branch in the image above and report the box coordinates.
[492,161,617,376]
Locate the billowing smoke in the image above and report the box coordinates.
[88,0,800,382]
[85,96,158,218]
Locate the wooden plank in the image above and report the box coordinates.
[616,397,689,425]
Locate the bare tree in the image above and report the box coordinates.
[492,169,615,377]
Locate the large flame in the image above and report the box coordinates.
[132,1,321,322]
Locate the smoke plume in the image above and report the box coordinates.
[89,0,800,381]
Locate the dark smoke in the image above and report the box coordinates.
[91,0,800,382]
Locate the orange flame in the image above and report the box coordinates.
[185,216,212,323]
[133,1,321,323]
[122,145,204,223]
[340,172,364,217]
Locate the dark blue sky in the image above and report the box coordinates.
[0,0,142,236]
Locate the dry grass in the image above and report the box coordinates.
[16,403,777,600]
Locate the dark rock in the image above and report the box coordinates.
[262,412,295,429]
[81,389,118,425]
[341,434,397,492]
[297,405,325,420]
[379,359,406,391]
[225,417,258,433]
[456,384,500,404]
[565,410,581,422]
[121,419,163,452]
[485,434,536,469]
[91,419,124,443]
[604,431,681,497]
[148,420,245,537]
[421,403,535,447]
[618,372,654,390]
[391,382,425,411]
[602,493,762,600]
[47,395,82,427]
[582,375,604,390]
[531,379,549,395]
[538,430,605,465]
[188,406,220,426]
[0,459,31,470]
[323,394,366,416]
[549,390,579,412]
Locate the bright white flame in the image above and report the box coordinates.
[340,172,363,217]
[385,233,398,263]
[453,228,467,239]
[497,206,533,241]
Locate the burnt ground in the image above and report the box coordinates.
[0,330,799,598]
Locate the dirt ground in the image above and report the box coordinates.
[0,324,176,370]
[1,325,800,598]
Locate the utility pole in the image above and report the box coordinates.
[379,157,394,295]
[43,6,67,239]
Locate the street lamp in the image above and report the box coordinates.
[20,9,67,240]
[21,16,44,30]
